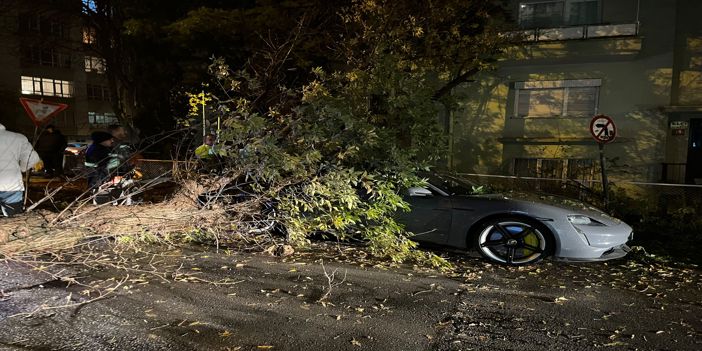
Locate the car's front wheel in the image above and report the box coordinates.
[475,217,552,265]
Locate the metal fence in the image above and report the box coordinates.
[456,173,702,217]
[133,159,178,179]
[62,154,702,217]
[64,155,190,180]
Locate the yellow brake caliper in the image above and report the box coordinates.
[523,229,539,256]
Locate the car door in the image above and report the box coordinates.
[399,185,452,245]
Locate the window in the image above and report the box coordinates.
[21,46,71,68]
[19,13,40,32]
[47,20,66,37]
[82,27,97,44]
[84,56,106,73]
[21,76,74,98]
[514,79,600,118]
[518,0,599,28]
[87,84,110,101]
[18,13,68,38]
[88,112,118,126]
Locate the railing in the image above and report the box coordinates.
[456,173,702,218]
[512,23,639,42]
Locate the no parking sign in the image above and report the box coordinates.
[589,114,617,144]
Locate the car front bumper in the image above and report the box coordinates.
[548,219,633,262]
[553,243,631,262]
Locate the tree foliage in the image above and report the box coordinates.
[86,0,514,264]
[181,1,514,265]
[200,59,441,264]
[340,0,512,100]
[82,0,349,136]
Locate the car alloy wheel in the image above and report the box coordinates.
[476,218,550,265]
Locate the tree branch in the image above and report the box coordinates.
[432,66,479,100]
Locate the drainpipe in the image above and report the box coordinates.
[447,105,454,171]
[636,0,641,35]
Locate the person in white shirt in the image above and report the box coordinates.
[0,123,41,217]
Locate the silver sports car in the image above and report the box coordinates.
[399,174,633,265]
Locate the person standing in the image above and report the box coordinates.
[35,124,67,177]
[84,131,114,189]
[195,133,217,160]
[107,124,136,175]
[0,122,41,217]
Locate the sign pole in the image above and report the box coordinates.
[23,125,39,207]
[202,90,206,138]
[589,114,617,211]
[598,143,609,210]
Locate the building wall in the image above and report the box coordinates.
[0,2,26,134]
[0,0,113,142]
[449,0,698,183]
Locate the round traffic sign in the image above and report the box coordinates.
[590,114,616,143]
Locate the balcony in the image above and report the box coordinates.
[514,23,639,42]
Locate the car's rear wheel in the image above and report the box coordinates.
[475,217,552,265]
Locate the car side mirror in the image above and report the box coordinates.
[408,187,433,197]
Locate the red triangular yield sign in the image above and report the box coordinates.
[19,98,69,127]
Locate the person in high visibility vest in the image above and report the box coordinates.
[195,134,218,160]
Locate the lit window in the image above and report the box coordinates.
[84,56,106,73]
[21,77,33,94]
[518,0,599,28]
[42,80,55,95]
[514,79,600,118]
[82,27,97,44]
[20,76,74,98]
[88,111,118,126]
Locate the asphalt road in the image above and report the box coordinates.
[0,244,700,351]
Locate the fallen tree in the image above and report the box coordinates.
[2,1,515,267]
[0,177,282,258]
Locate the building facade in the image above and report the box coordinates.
[0,0,115,141]
[449,0,702,184]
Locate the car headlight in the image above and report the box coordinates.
[567,215,605,226]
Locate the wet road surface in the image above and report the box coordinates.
[0,244,700,350]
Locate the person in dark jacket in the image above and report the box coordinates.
[84,131,114,189]
[35,125,67,177]
[107,124,137,176]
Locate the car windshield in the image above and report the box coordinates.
[425,174,487,195]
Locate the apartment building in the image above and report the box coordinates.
[449,0,702,184]
[0,0,115,141]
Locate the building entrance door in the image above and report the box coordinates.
[687,118,702,184]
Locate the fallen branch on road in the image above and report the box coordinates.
[8,275,129,319]
[317,260,348,303]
